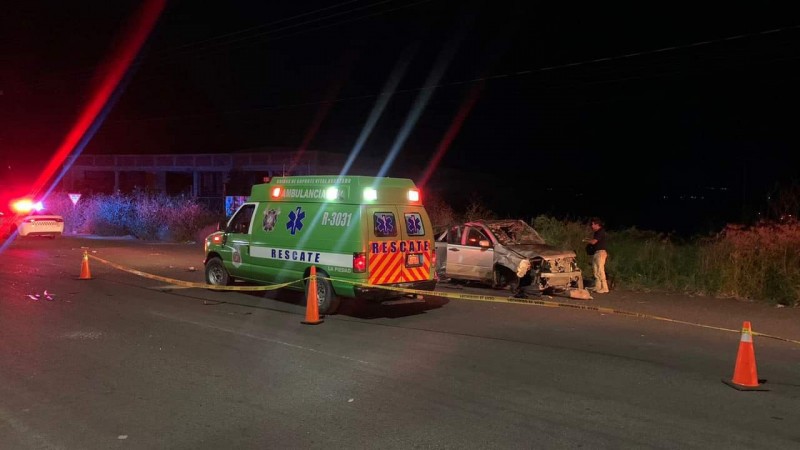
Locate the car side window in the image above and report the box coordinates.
[229,204,255,234]
[465,227,488,247]
[447,226,461,244]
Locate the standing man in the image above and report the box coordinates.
[583,217,609,293]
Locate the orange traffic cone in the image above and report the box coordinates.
[301,265,323,325]
[722,321,768,391]
[78,250,93,280]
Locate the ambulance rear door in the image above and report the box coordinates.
[366,206,433,285]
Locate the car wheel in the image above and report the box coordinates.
[493,266,519,291]
[305,270,340,315]
[205,257,232,286]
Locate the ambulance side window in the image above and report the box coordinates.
[229,204,255,234]
[373,212,397,237]
[404,213,425,236]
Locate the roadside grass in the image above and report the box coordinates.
[535,214,800,306]
[47,191,220,242]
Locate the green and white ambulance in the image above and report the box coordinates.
[204,175,437,314]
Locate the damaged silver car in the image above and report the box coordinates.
[434,219,583,294]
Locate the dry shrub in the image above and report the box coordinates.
[700,221,800,305]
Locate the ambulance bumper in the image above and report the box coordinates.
[354,280,437,300]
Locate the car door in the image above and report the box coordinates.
[445,225,493,281]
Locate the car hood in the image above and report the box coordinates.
[503,243,576,260]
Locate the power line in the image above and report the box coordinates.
[101,23,800,124]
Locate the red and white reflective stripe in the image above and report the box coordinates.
[740,330,753,343]
[368,246,431,285]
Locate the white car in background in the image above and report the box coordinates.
[1,201,64,238]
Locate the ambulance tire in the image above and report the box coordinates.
[205,257,233,286]
[306,272,340,315]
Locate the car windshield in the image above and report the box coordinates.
[487,221,546,245]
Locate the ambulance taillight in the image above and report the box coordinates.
[271,187,283,198]
[407,189,420,203]
[353,252,367,273]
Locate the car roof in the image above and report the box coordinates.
[466,219,527,226]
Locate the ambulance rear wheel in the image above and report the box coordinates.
[306,272,340,315]
[205,257,233,286]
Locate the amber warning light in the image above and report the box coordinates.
[271,187,283,198]
[11,199,43,213]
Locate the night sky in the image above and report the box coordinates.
[2,1,799,235]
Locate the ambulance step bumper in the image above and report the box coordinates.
[354,280,437,301]
[380,296,426,306]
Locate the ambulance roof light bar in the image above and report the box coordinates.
[363,187,378,201]
[407,189,420,203]
[326,187,339,201]
[271,186,283,198]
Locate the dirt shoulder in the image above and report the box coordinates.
[564,288,800,344]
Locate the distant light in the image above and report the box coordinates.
[326,187,339,201]
[11,199,36,213]
[364,188,377,201]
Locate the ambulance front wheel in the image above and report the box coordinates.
[205,257,233,286]
[306,272,340,315]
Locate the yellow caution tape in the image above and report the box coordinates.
[86,254,800,346]
[88,254,300,292]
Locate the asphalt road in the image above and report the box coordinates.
[1,236,799,449]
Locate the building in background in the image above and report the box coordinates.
[57,148,421,213]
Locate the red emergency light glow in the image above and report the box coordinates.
[27,0,165,202]
[407,189,420,203]
[271,187,283,198]
[353,252,367,273]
